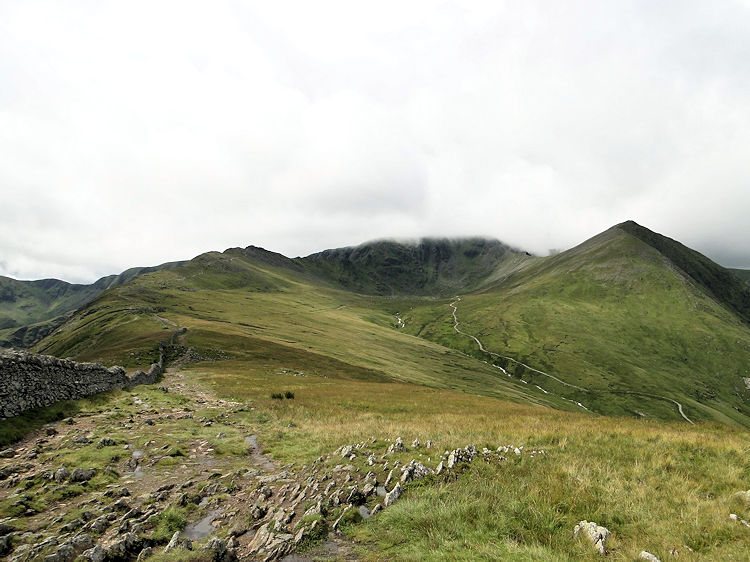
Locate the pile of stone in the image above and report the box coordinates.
[0,349,165,419]
[237,437,548,559]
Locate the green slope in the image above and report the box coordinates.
[619,220,750,323]
[33,249,568,412]
[28,222,750,426]
[730,268,750,285]
[0,276,100,331]
[0,261,185,348]
[7,225,750,561]
[400,223,750,426]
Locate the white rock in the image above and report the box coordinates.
[163,531,181,553]
[573,520,610,556]
[447,451,456,469]
[384,469,394,488]
[384,483,402,507]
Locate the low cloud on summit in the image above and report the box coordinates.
[2,1,750,282]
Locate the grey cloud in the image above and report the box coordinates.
[1,1,750,281]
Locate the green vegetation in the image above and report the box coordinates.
[32,223,750,426]
[0,399,81,447]
[401,225,750,426]
[300,237,521,295]
[151,507,188,543]
[33,251,566,415]
[0,261,184,348]
[181,358,750,560]
[3,221,749,559]
[619,220,750,323]
[2,335,748,559]
[730,268,750,284]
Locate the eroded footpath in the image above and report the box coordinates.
[0,368,543,561]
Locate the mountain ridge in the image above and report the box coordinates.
[298,237,524,296]
[0,261,186,348]
[3,222,750,561]
[22,220,750,427]
[617,220,750,324]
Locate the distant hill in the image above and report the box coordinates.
[730,268,750,285]
[13,221,750,426]
[299,238,524,295]
[402,221,750,426]
[0,262,185,348]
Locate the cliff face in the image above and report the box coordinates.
[0,350,162,418]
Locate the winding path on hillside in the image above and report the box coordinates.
[616,390,694,424]
[448,297,694,423]
[449,298,588,393]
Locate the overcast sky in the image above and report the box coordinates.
[2,1,750,283]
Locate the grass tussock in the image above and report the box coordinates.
[150,506,187,543]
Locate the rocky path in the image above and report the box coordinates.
[0,365,353,561]
[448,297,694,423]
[0,360,552,561]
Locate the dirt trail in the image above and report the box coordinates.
[0,365,363,561]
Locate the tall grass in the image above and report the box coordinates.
[186,360,750,560]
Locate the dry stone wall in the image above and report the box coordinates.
[0,349,163,418]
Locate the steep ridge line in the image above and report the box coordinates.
[448,298,695,423]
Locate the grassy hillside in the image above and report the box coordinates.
[3,344,748,561]
[5,223,750,560]
[188,360,750,561]
[399,224,750,426]
[34,250,566,412]
[619,220,750,323]
[0,261,184,348]
[0,277,100,331]
[32,223,750,428]
[730,268,750,284]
